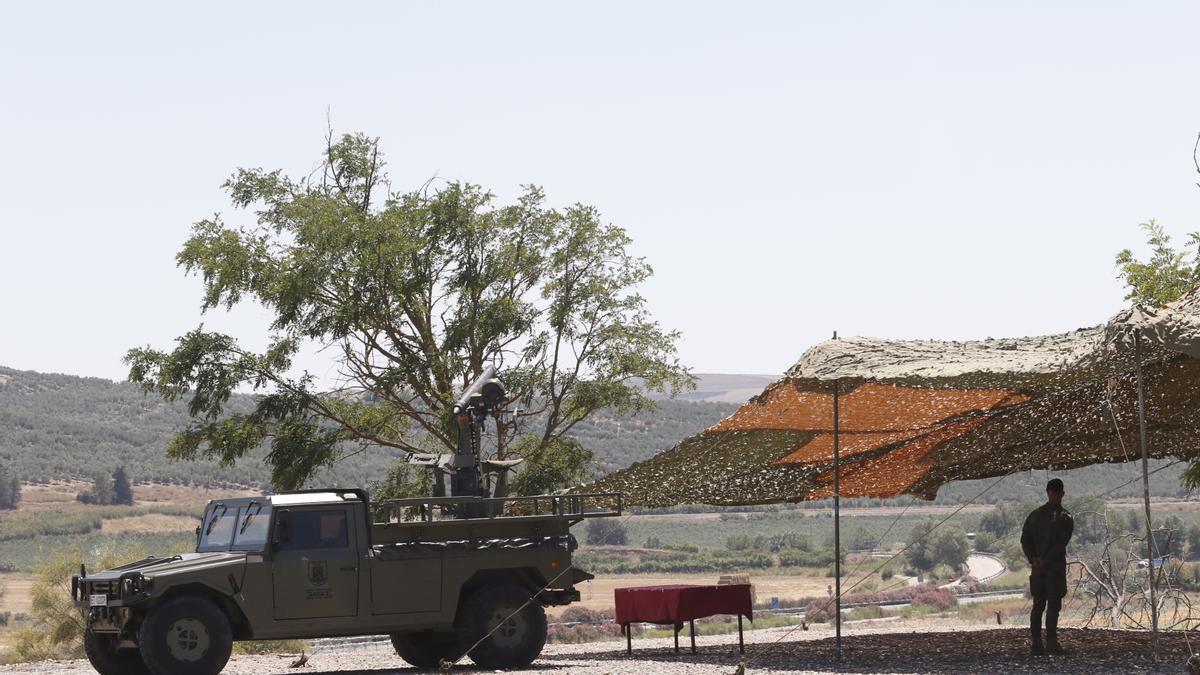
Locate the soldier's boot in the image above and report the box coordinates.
[1030,601,1045,656]
[1045,598,1063,654]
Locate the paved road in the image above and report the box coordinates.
[941,553,1006,588]
[966,553,1006,582]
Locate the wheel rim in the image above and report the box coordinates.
[487,605,528,649]
[166,617,210,662]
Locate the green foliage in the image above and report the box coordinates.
[111,466,134,506]
[972,531,997,552]
[0,531,196,574]
[0,459,19,509]
[777,547,836,567]
[726,532,813,553]
[905,520,936,571]
[575,548,771,574]
[76,467,135,506]
[508,436,593,496]
[1187,524,1200,559]
[930,525,970,571]
[1114,220,1200,308]
[585,518,627,546]
[367,462,430,521]
[123,132,692,491]
[904,521,969,573]
[0,505,197,543]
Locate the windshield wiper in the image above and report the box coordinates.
[204,504,228,536]
[239,501,263,534]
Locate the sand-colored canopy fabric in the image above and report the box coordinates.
[585,290,1200,507]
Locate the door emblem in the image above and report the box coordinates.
[308,561,328,586]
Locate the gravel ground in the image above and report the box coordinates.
[2,625,1194,674]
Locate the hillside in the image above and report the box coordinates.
[0,365,1188,502]
[0,365,735,490]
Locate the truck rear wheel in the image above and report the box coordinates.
[458,583,548,669]
[137,596,233,675]
[390,630,461,670]
[84,629,150,675]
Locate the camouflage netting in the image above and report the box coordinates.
[584,290,1200,507]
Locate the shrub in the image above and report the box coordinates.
[778,548,835,567]
[972,531,998,553]
[558,606,609,624]
[585,519,627,546]
[911,587,957,611]
[804,597,836,623]
[233,640,308,655]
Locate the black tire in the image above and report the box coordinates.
[390,630,462,670]
[84,629,151,675]
[137,596,233,675]
[457,583,548,669]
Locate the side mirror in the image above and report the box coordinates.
[273,510,293,548]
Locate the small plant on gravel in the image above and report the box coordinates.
[233,639,309,655]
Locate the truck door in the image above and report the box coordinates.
[271,506,360,620]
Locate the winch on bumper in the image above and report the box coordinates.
[71,567,153,633]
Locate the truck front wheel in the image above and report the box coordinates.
[83,629,150,675]
[137,597,233,675]
[457,583,548,669]
[390,630,461,670]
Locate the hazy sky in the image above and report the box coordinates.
[3,1,1200,383]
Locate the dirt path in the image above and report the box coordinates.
[0,626,1182,674]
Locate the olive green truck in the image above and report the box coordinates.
[73,488,620,674]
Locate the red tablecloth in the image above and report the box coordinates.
[614,584,753,629]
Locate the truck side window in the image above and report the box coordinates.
[276,509,349,550]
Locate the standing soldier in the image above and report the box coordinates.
[1021,478,1073,655]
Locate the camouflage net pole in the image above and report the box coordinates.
[832,373,842,661]
[1135,332,1159,662]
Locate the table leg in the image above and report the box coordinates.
[690,619,696,654]
[738,614,744,654]
[674,625,680,654]
[625,624,631,656]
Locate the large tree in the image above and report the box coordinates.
[125,132,691,491]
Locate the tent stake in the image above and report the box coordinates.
[1134,332,1158,662]
[833,331,842,662]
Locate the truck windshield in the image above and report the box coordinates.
[197,503,273,552]
[233,503,272,551]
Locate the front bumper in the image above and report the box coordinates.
[71,571,152,633]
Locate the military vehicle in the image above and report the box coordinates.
[72,368,621,675]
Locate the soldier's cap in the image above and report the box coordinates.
[1046,478,1064,493]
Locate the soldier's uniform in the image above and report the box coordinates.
[1020,499,1073,653]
